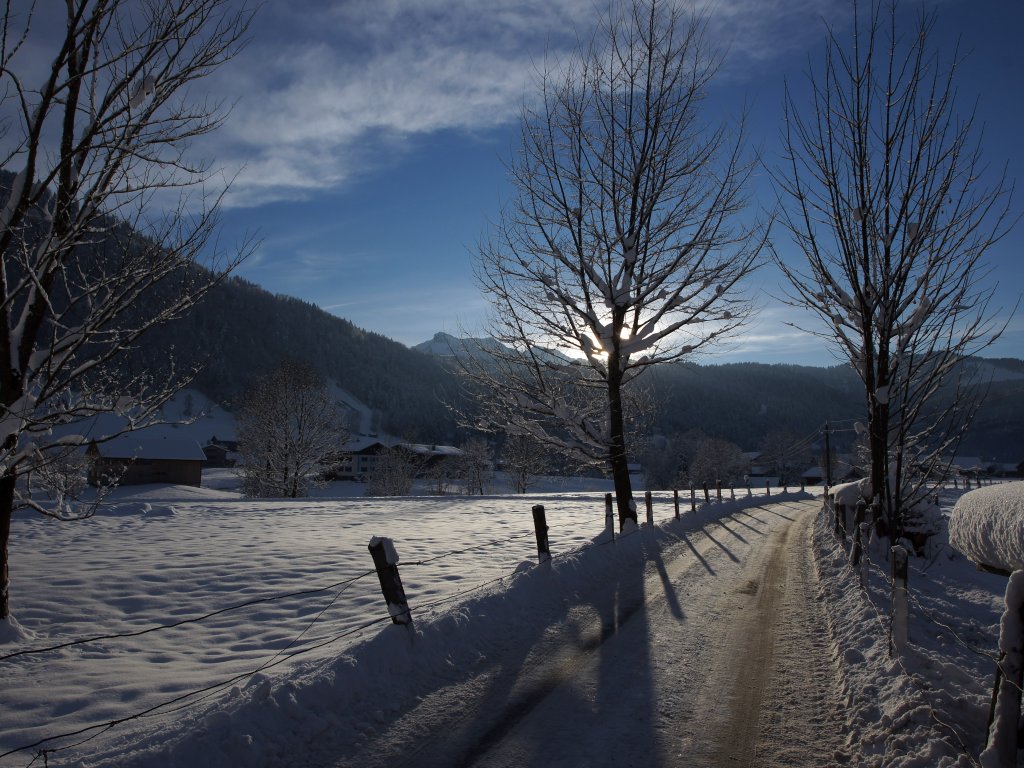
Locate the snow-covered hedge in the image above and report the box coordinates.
[830,478,872,507]
[948,482,1024,572]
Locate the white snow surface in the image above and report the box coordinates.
[0,475,1013,767]
[949,482,1024,571]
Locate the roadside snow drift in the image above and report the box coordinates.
[949,482,1024,571]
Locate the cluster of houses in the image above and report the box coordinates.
[740,451,1022,490]
[84,435,465,488]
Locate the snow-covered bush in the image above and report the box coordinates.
[949,482,1024,573]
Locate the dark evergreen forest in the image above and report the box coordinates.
[141,276,1024,460]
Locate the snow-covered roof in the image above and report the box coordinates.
[948,482,1024,572]
[951,456,987,472]
[339,436,395,454]
[400,443,463,457]
[91,436,206,462]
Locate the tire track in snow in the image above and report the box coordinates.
[336,499,844,768]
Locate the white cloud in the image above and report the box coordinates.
[208,0,848,209]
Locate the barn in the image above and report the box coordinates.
[87,436,206,487]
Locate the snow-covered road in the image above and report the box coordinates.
[325,498,844,768]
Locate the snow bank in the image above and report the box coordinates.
[948,482,1024,572]
[830,477,871,506]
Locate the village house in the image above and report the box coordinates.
[202,436,240,468]
[87,436,206,487]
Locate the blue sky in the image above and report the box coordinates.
[203,0,1023,366]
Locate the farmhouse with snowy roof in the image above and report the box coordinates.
[202,436,240,468]
[87,436,206,487]
[327,437,393,480]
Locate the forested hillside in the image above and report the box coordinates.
[133,276,465,442]
[128,273,1021,458]
[137,272,1021,460]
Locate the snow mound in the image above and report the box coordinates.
[0,615,35,645]
[830,477,871,506]
[948,482,1024,572]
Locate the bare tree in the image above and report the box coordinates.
[236,363,347,499]
[682,436,746,488]
[758,429,813,485]
[458,438,493,495]
[365,446,420,497]
[501,431,549,493]
[0,0,252,618]
[424,455,458,495]
[771,1,1016,541]
[465,0,765,528]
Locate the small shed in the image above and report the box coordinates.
[87,436,206,487]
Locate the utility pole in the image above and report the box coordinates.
[824,421,833,487]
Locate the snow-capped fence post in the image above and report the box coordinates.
[645,491,654,525]
[980,570,1024,768]
[368,537,412,626]
[729,486,735,502]
[673,489,680,520]
[890,545,909,656]
[605,493,615,540]
[532,504,551,563]
[715,480,722,503]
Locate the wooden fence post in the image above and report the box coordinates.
[746,478,752,498]
[368,537,412,626]
[673,489,680,520]
[766,480,771,497]
[890,545,909,656]
[858,523,871,589]
[690,485,696,512]
[800,479,806,493]
[982,571,1024,767]
[834,502,846,540]
[850,500,867,566]
[645,490,654,525]
[532,504,551,563]
[702,482,710,505]
[715,480,722,503]
[730,486,735,501]
[605,493,615,541]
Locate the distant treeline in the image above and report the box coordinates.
[133,273,1024,460]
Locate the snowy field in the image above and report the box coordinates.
[0,474,1016,767]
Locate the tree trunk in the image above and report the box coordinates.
[869,398,890,542]
[607,367,635,529]
[0,469,15,620]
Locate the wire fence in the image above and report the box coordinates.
[820,488,1011,766]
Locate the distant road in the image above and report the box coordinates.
[332,498,846,768]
